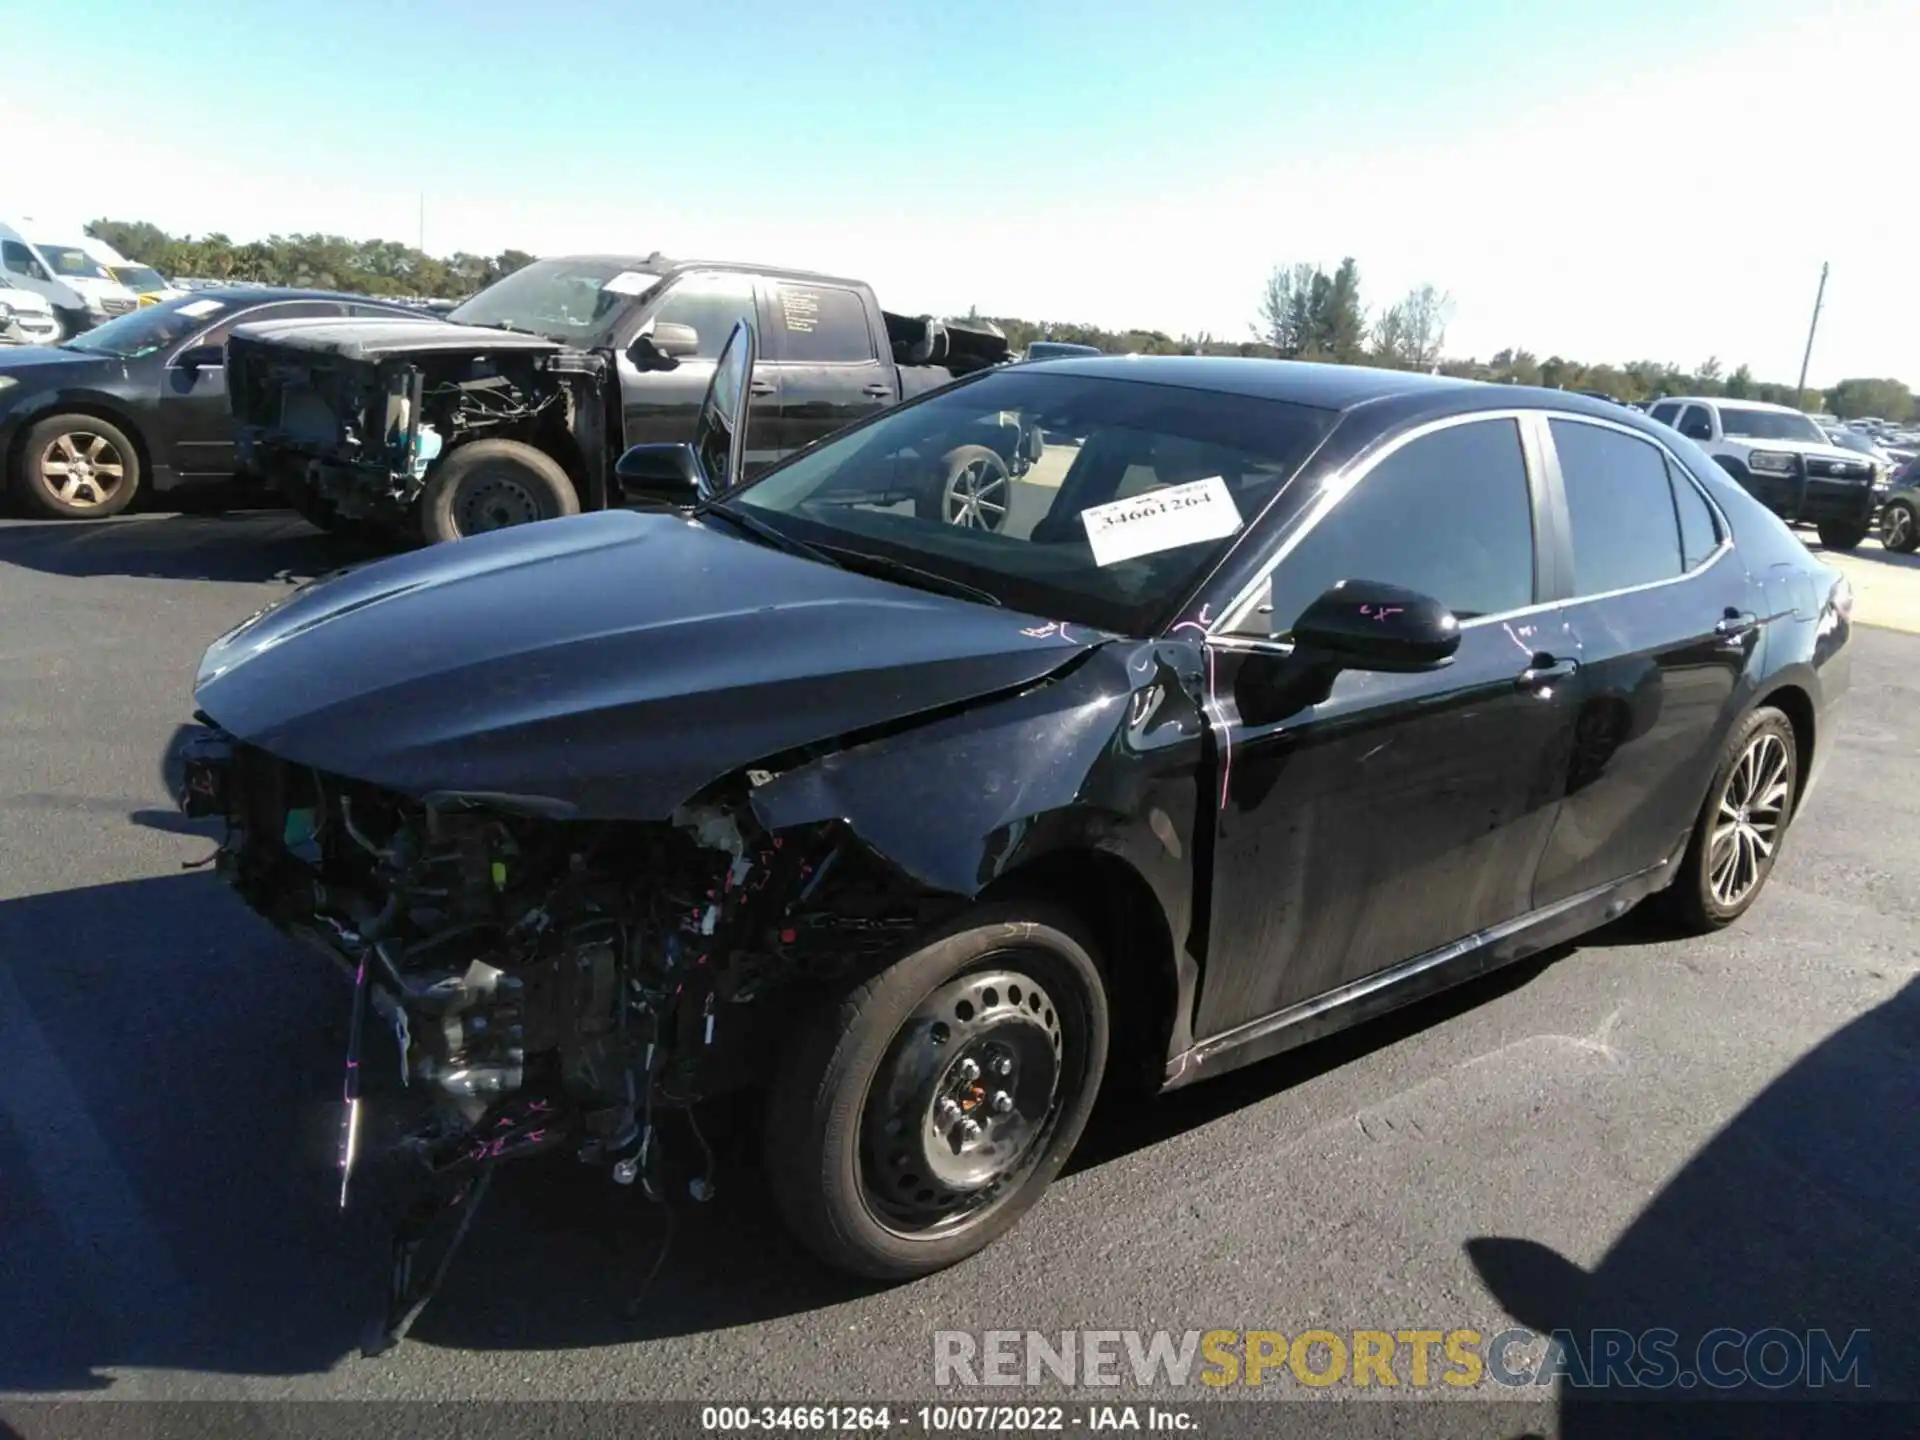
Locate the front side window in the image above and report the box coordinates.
[729,370,1335,634]
[1718,405,1826,444]
[1676,405,1715,441]
[1551,419,1684,596]
[2,240,48,279]
[764,283,875,364]
[646,272,756,359]
[61,294,237,358]
[1260,418,1537,634]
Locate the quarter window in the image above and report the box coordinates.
[1551,419,1685,595]
[1262,417,1536,634]
[647,272,756,359]
[764,283,875,364]
[1668,459,1721,569]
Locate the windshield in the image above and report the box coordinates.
[728,369,1336,635]
[63,295,231,358]
[448,257,661,342]
[1718,406,1826,444]
[113,265,169,293]
[36,245,111,280]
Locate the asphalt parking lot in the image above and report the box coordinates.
[1,509,1915,1417]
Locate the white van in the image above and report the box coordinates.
[77,236,185,306]
[0,220,140,336]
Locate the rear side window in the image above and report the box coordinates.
[1668,459,1721,569]
[1263,417,1536,632]
[1551,419,1684,595]
[764,283,875,363]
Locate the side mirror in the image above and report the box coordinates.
[175,344,223,371]
[1284,580,1460,673]
[614,442,709,509]
[627,323,698,369]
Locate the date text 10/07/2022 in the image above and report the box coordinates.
[700,1405,1198,1432]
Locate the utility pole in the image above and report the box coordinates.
[418,192,425,254]
[1795,261,1828,406]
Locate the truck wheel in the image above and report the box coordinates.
[11,413,142,519]
[923,444,1011,532]
[763,902,1109,1280]
[1815,520,1868,551]
[418,439,579,544]
[1881,500,1919,554]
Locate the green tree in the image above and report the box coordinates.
[1826,377,1915,422]
[1724,363,1754,399]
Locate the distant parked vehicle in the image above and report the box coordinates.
[0,275,62,345]
[1023,340,1104,361]
[1647,396,1880,549]
[0,220,140,335]
[1878,457,1920,554]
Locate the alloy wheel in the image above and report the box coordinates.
[1708,730,1792,909]
[943,460,1010,530]
[39,430,129,510]
[859,965,1066,1235]
[1883,503,1916,552]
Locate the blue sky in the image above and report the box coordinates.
[7,0,1913,385]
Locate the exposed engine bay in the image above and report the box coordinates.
[174,724,956,1347]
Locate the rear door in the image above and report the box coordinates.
[1528,415,1753,906]
[755,278,895,460]
[156,299,348,477]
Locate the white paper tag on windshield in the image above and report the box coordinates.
[176,298,225,318]
[1080,476,1242,567]
[600,270,661,296]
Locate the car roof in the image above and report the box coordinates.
[180,285,419,307]
[1661,395,1804,415]
[537,253,873,291]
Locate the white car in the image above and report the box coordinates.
[1647,395,1884,549]
[0,277,61,345]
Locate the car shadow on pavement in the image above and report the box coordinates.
[0,511,388,586]
[1466,976,1918,1427]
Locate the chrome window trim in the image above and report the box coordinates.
[1210,404,1735,639]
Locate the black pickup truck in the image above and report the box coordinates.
[226,254,1030,543]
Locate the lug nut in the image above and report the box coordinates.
[990,1091,1013,1114]
[956,1058,981,1082]
[958,1118,983,1144]
[991,1054,1014,1077]
[936,1098,963,1124]
[612,1157,638,1186]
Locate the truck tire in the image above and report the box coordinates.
[1815,520,1868,551]
[919,444,1012,532]
[418,439,579,544]
[11,412,142,519]
[762,902,1109,1280]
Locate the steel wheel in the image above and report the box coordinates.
[39,429,129,511]
[1882,501,1917,553]
[453,471,546,533]
[860,965,1065,1235]
[1707,730,1792,909]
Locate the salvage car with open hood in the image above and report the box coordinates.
[225,253,1022,544]
[171,323,1850,1349]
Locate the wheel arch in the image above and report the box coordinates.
[1750,681,1816,819]
[978,846,1182,1096]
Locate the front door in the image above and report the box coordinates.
[1529,417,1750,904]
[756,278,893,456]
[1195,415,1579,1038]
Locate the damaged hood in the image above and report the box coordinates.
[192,510,1100,818]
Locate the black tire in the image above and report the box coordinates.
[763,902,1109,1280]
[917,444,1012,532]
[11,412,142,519]
[1880,499,1919,554]
[417,439,579,544]
[1815,520,1868,551]
[1655,706,1798,934]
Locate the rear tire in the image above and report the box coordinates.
[418,439,578,544]
[11,412,142,519]
[1815,520,1868,550]
[1880,499,1919,554]
[1655,706,1798,934]
[917,444,1012,532]
[763,902,1108,1280]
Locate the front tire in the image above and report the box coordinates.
[763,903,1109,1280]
[417,439,579,544]
[1657,706,1798,933]
[1880,499,1919,554]
[920,444,1012,532]
[11,413,141,519]
[1816,519,1868,550]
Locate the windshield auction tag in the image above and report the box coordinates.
[176,298,225,318]
[1080,476,1243,567]
[600,270,661,296]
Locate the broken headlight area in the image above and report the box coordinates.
[178,726,954,1346]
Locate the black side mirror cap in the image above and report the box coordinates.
[614,442,705,509]
[626,323,698,370]
[1285,579,1461,673]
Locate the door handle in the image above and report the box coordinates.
[860,383,892,398]
[1517,656,1577,690]
[1715,610,1758,642]
[748,380,776,397]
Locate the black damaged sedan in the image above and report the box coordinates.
[171,324,1851,1323]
